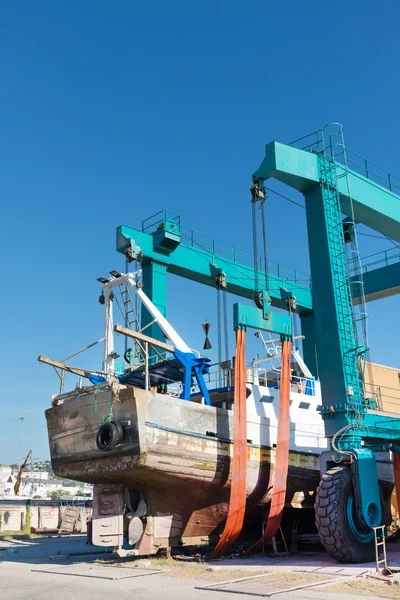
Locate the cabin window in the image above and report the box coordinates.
[299,401,311,409]
[260,395,274,403]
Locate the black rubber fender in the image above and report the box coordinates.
[96,421,124,452]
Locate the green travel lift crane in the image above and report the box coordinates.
[116,123,400,563]
[251,124,400,562]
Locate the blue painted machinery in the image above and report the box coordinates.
[117,123,400,562]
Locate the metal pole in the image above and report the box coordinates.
[103,287,115,376]
[60,370,65,395]
[125,256,129,353]
[217,288,222,387]
[17,417,26,486]
[145,342,149,391]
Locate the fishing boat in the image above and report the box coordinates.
[42,270,393,556]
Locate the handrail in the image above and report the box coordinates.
[289,127,400,196]
[142,210,180,233]
[349,247,400,276]
[331,142,400,193]
[140,210,312,287]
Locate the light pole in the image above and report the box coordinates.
[17,417,27,475]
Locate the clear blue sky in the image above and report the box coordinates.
[1,0,399,464]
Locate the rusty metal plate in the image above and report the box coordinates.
[32,564,168,580]
[195,571,348,597]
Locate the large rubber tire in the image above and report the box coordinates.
[96,421,124,452]
[315,465,376,563]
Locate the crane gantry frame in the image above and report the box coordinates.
[116,123,400,562]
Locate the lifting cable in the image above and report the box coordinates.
[217,287,222,367]
[252,199,260,294]
[212,328,247,558]
[260,197,268,290]
[216,278,229,379]
[244,338,292,554]
[222,286,229,361]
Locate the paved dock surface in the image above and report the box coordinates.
[0,560,391,600]
[0,533,109,562]
[1,535,399,599]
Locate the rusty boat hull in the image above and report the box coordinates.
[46,384,326,553]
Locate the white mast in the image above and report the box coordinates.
[100,270,192,378]
[103,286,115,376]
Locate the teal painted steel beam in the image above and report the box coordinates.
[363,411,400,440]
[233,303,292,337]
[319,411,400,442]
[299,312,317,375]
[254,142,400,242]
[141,260,168,344]
[117,223,399,347]
[303,183,363,436]
[117,225,313,314]
[352,260,400,304]
[253,138,400,435]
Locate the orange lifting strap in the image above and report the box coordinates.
[212,328,247,558]
[244,338,292,555]
[393,453,400,518]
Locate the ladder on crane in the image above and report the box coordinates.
[318,128,367,418]
[118,279,142,360]
[119,281,140,332]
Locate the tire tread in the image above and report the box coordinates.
[315,466,375,563]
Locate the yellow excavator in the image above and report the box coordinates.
[14,450,32,495]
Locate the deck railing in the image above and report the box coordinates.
[289,126,400,195]
[141,209,311,287]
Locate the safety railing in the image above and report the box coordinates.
[114,347,174,379]
[204,367,234,390]
[114,354,319,403]
[179,226,311,285]
[364,381,400,414]
[256,368,316,396]
[185,366,317,398]
[155,366,231,400]
[334,143,400,194]
[289,129,326,153]
[354,247,400,275]
[289,126,400,195]
[142,210,181,233]
[141,210,311,287]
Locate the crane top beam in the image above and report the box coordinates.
[117,223,314,313]
[117,218,398,315]
[253,141,400,242]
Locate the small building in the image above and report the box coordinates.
[0,465,16,496]
[21,471,49,480]
[364,361,400,413]
[18,478,92,499]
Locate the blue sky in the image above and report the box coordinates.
[0,0,399,464]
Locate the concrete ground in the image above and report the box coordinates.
[0,533,109,563]
[0,535,399,600]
